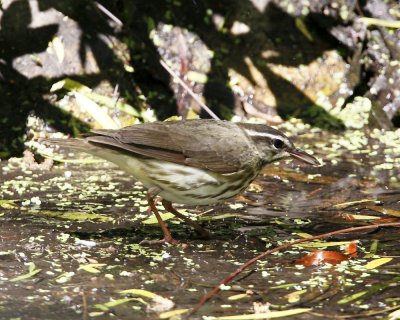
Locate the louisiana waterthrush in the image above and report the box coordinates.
[45,119,320,243]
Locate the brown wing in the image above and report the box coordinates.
[86,120,260,173]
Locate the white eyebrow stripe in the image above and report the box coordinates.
[244,130,282,140]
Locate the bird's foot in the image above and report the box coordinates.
[161,200,211,239]
[140,236,180,245]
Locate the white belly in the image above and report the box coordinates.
[93,150,258,205]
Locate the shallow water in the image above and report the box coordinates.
[1,130,400,319]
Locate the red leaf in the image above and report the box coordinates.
[296,250,349,266]
[344,242,357,257]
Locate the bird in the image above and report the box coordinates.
[44,119,320,244]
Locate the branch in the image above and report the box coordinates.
[190,222,400,315]
[159,59,220,120]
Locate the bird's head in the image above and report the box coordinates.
[242,124,320,166]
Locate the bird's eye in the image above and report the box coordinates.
[273,139,284,149]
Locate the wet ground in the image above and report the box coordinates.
[1,127,400,319]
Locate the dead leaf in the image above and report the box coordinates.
[366,205,400,218]
[333,199,378,209]
[344,242,358,257]
[296,250,349,266]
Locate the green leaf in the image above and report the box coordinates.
[295,241,353,248]
[9,263,42,282]
[364,257,393,270]
[359,17,400,28]
[142,212,175,225]
[28,210,113,222]
[119,288,158,299]
[187,71,208,84]
[337,290,368,304]
[50,78,91,93]
[78,263,107,274]
[227,293,250,301]
[337,278,400,304]
[364,240,379,258]
[50,78,140,118]
[55,272,75,284]
[199,213,239,221]
[74,92,119,129]
[95,298,136,311]
[0,200,17,209]
[295,18,313,41]
[333,199,377,209]
[159,309,189,319]
[84,92,140,117]
[215,308,312,319]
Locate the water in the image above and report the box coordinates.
[0,130,399,319]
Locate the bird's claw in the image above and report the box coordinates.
[140,237,180,245]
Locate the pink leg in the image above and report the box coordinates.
[162,200,211,239]
[140,192,179,245]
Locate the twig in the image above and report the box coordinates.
[159,59,220,120]
[82,289,88,320]
[190,222,400,315]
[95,2,123,27]
[112,83,123,128]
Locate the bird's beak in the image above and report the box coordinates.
[287,148,320,166]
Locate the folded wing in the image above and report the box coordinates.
[87,120,259,173]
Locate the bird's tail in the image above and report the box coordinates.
[41,138,99,153]
[40,138,124,163]
[41,138,130,168]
